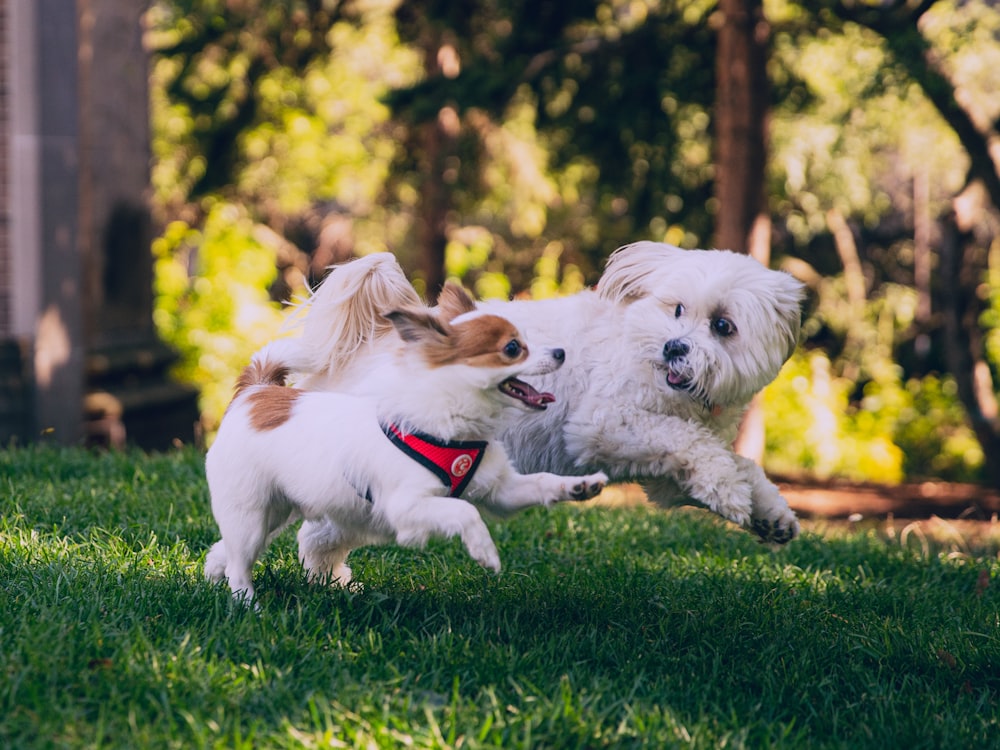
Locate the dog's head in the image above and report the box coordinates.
[599,241,804,410]
[384,283,563,412]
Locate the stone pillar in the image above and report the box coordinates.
[77,0,199,449]
[6,0,85,444]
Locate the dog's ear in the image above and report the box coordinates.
[598,242,682,304]
[436,282,477,321]
[384,308,450,344]
[767,270,805,363]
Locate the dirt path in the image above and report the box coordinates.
[779,479,1000,521]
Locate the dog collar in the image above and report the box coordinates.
[380,422,487,497]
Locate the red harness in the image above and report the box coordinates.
[381,422,487,497]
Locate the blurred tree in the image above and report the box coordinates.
[713,0,770,256]
[713,0,771,461]
[760,0,998,485]
[389,0,718,291]
[822,0,1000,484]
[146,0,1000,483]
[148,0,342,206]
[147,0,421,431]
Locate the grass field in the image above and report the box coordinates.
[1,446,997,748]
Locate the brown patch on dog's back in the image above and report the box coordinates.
[245,387,301,431]
[223,359,298,430]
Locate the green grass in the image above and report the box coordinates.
[1,446,997,749]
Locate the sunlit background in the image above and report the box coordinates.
[145,0,999,485]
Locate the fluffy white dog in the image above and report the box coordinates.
[269,242,805,544]
[205,283,607,600]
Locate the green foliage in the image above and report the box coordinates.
[148,0,418,218]
[146,0,345,201]
[390,0,720,270]
[148,0,420,433]
[894,375,984,481]
[2,448,998,748]
[153,203,289,434]
[764,351,905,483]
[982,240,1000,372]
[770,4,965,240]
[762,0,997,485]
[765,259,985,483]
[765,349,984,483]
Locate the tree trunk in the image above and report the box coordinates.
[713,0,772,461]
[712,0,769,254]
[416,111,454,301]
[938,204,1000,487]
[413,35,460,302]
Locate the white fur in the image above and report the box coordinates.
[205,293,608,601]
[270,243,805,543]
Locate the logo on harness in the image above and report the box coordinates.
[451,454,474,478]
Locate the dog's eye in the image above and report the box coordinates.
[674,304,685,319]
[503,340,523,358]
[712,317,736,337]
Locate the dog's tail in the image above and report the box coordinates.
[284,253,423,380]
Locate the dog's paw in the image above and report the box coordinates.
[304,563,353,588]
[749,514,800,545]
[203,540,227,582]
[568,472,609,501]
[462,527,502,573]
[702,480,754,528]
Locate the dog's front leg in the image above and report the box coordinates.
[480,470,609,515]
[469,444,607,516]
[380,492,502,572]
[733,456,800,544]
[297,519,363,586]
[566,409,753,527]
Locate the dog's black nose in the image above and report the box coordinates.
[663,339,689,361]
[551,348,565,363]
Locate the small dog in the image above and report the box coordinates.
[267,242,805,544]
[204,283,608,600]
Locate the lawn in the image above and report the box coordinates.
[1,446,997,748]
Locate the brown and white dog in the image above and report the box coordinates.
[204,283,607,601]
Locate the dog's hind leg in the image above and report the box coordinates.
[204,540,228,582]
[297,519,358,586]
[215,501,296,601]
[220,530,265,602]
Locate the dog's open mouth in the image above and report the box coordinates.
[499,377,555,410]
[659,363,693,392]
[665,369,691,389]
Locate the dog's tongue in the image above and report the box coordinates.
[499,377,555,410]
[666,371,688,387]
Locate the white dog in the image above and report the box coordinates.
[204,283,608,600]
[269,242,805,544]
